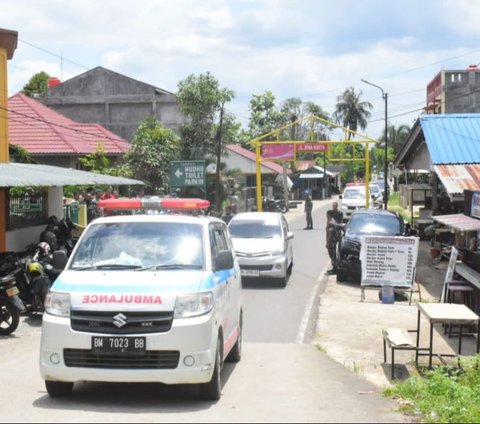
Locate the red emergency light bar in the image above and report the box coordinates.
[98,197,210,211]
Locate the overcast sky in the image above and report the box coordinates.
[3,0,480,139]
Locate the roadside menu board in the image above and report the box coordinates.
[472,192,480,219]
[359,236,419,287]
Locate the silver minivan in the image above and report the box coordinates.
[227,212,294,287]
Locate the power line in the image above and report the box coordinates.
[19,39,89,70]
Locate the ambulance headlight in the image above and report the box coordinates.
[174,292,213,318]
[45,292,71,317]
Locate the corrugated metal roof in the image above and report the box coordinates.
[433,164,480,198]
[299,166,335,178]
[420,114,480,164]
[8,93,131,155]
[433,213,480,232]
[0,163,144,187]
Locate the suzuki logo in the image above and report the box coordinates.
[113,313,127,328]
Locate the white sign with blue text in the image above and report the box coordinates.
[360,236,419,287]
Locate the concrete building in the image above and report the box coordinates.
[40,67,184,142]
[426,64,480,114]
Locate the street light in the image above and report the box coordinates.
[361,79,388,210]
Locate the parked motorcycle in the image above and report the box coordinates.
[0,247,51,316]
[40,215,76,258]
[263,196,288,213]
[0,254,26,335]
[274,196,288,213]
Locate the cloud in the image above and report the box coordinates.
[4,0,480,139]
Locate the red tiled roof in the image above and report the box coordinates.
[8,93,131,155]
[226,144,290,174]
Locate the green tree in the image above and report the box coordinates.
[379,123,411,155]
[279,98,331,144]
[333,87,373,139]
[22,71,50,97]
[247,91,284,140]
[78,143,110,173]
[124,116,180,195]
[177,72,234,160]
[9,144,35,163]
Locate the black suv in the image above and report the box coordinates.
[336,209,406,282]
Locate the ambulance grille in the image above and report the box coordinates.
[70,310,174,334]
[63,349,179,369]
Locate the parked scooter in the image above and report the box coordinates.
[0,254,26,335]
[0,247,50,316]
[262,196,288,213]
[22,242,57,313]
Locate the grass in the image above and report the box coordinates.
[315,343,327,353]
[383,355,480,423]
[387,192,412,224]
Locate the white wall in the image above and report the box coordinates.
[6,225,44,252]
[48,187,64,219]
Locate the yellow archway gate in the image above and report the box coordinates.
[247,115,380,212]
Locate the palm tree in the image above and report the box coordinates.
[379,124,411,155]
[333,87,373,139]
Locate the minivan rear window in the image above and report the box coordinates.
[228,220,282,239]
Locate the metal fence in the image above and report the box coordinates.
[8,193,48,230]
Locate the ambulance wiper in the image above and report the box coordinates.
[73,263,142,271]
[136,263,202,271]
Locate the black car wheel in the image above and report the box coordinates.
[336,268,348,282]
[0,297,19,336]
[199,336,222,401]
[45,380,74,397]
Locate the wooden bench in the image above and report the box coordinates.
[382,328,419,380]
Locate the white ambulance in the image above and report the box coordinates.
[40,198,243,400]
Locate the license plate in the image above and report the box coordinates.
[6,286,19,297]
[92,336,146,354]
[241,269,260,277]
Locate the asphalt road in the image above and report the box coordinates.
[242,205,331,344]
[0,202,408,422]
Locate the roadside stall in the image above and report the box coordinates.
[432,190,480,314]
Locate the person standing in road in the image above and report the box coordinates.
[304,195,313,230]
[326,201,343,274]
[222,205,234,224]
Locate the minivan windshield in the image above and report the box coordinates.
[228,219,282,239]
[70,222,204,270]
[343,188,366,200]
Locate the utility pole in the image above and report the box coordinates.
[361,79,389,209]
[214,104,224,211]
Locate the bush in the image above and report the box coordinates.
[383,355,480,423]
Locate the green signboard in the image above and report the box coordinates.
[170,160,206,188]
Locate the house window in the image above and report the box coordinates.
[8,188,48,230]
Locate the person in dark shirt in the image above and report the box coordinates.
[326,202,343,274]
[304,196,313,230]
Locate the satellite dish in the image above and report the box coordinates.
[206,163,217,174]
